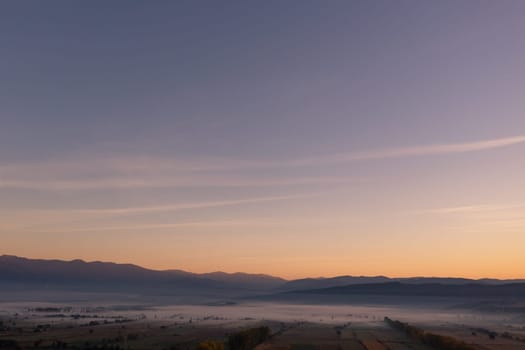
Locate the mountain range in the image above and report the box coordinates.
[1,255,524,301]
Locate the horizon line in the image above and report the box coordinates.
[2,253,524,282]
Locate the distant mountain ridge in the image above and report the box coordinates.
[278,275,525,291]
[278,276,392,291]
[1,255,524,300]
[0,255,285,293]
[286,281,525,298]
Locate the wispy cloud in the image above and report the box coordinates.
[0,193,321,232]
[0,176,360,191]
[78,194,315,215]
[287,134,525,166]
[15,193,319,217]
[1,134,523,191]
[413,203,525,215]
[423,205,510,214]
[29,219,280,233]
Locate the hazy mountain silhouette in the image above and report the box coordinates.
[279,276,525,291]
[0,255,285,295]
[285,281,525,298]
[200,271,286,289]
[279,276,391,291]
[398,277,525,285]
[1,255,524,301]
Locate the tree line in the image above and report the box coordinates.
[384,317,476,350]
[197,326,271,350]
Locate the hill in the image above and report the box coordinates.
[287,281,525,298]
[0,255,286,298]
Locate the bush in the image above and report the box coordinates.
[0,339,20,350]
[228,327,270,350]
[196,340,224,350]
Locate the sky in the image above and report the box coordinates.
[1,1,525,279]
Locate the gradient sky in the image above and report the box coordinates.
[1,1,525,279]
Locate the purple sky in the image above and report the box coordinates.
[1,1,525,278]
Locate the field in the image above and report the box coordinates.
[1,302,525,350]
